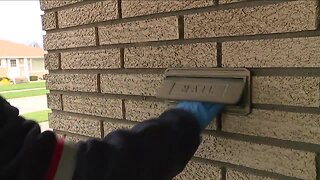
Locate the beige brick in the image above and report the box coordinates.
[44,28,96,50]
[61,49,120,69]
[58,1,117,28]
[125,43,217,68]
[223,37,320,67]
[222,109,320,145]
[206,121,217,131]
[47,93,62,110]
[101,74,163,96]
[253,76,319,107]
[44,53,60,70]
[40,0,82,10]
[65,134,89,142]
[175,161,221,180]
[125,100,169,122]
[185,1,317,38]
[49,112,101,137]
[219,0,247,4]
[220,0,277,4]
[103,121,133,135]
[98,17,178,45]
[55,130,90,141]
[46,73,98,92]
[226,170,275,180]
[42,12,56,30]
[195,135,316,179]
[62,94,122,119]
[122,0,213,17]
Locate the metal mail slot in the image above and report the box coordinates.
[156,68,251,115]
[158,77,245,104]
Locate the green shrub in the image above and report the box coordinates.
[29,76,38,81]
[0,77,10,81]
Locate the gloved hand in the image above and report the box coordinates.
[0,96,56,179]
[176,101,223,130]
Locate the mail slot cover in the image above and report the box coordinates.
[157,68,249,105]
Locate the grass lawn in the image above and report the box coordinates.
[0,89,49,99]
[0,81,46,92]
[22,110,52,123]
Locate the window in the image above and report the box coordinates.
[10,60,16,67]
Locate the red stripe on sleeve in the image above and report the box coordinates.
[45,138,64,180]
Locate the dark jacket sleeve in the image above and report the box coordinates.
[0,96,56,180]
[1,94,201,180]
[73,109,202,180]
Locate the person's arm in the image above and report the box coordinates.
[0,95,222,180]
[0,96,57,180]
[73,101,223,180]
[73,109,199,180]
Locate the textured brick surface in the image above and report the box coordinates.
[122,0,213,17]
[175,161,221,180]
[44,28,96,50]
[226,170,275,180]
[47,93,62,110]
[223,37,320,67]
[58,1,117,28]
[101,74,163,96]
[42,12,56,30]
[125,100,169,121]
[222,110,320,144]
[206,121,217,131]
[55,131,91,142]
[98,17,178,45]
[40,0,82,10]
[220,0,273,4]
[103,122,133,135]
[46,73,98,92]
[125,43,217,68]
[185,1,317,38]
[41,0,320,178]
[62,94,122,119]
[195,135,316,179]
[44,53,60,70]
[219,0,247,3]
[253,76,319,107]
[61,49,120,69]
[65,134,89,142]
[49,112,101,137]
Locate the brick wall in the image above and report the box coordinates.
[41,0,320,179]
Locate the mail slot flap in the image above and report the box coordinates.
[165,68,249,79]
[156,68,251,115]
[157,77,245,104]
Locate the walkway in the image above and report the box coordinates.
[7,95,48,114]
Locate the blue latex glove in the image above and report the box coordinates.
[176,101,224,130]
